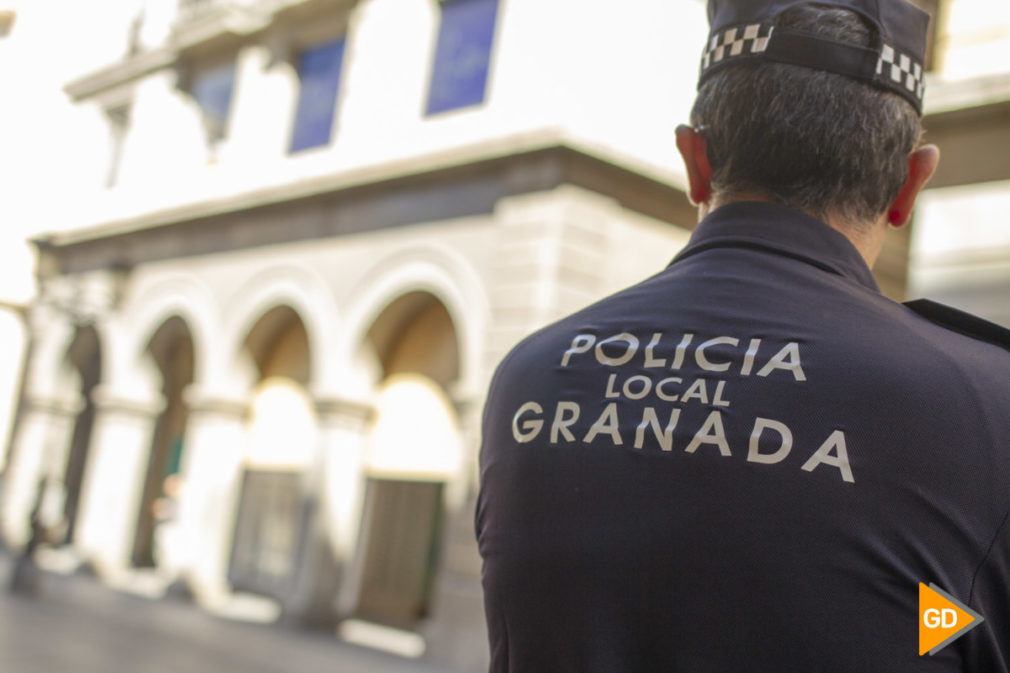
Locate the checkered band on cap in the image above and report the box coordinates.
[877,43,926,102]
[698,22,926,112]
[700,23,775,72]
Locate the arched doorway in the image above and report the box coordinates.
[61,324,102,544]
[131,316,194,568]
[228,306,317,600]
[354,292,462,629]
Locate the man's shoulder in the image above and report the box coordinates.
[497,277,662,368]
[903,299,1010,353]
[494,305,607,374]
[894,298,1010,406]
[487,289,642,396]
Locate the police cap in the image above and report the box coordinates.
[699,0,931,114]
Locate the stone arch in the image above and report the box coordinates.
[1,312,106,546]
[344,254,479,629]
[341,245,488,399]
[26,311,112,404]
[227,303,320,600]
[364,292,460,387]
[130,315,196,569]
[58,323,103,544]
[237,304,313,385]
[124,274,216,387]
[352,288,465,483]
[223,265,337,393]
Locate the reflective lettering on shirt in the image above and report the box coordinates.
[560,334,595,367]
[712,380,731,408]
[740,338,762,376]
[595,333,639,366]
[512,402,544,443]
[622,375,652,400]
[681,378,710,405]
[685,410,731,456]
[747,418,793,464]
[801,430,854,483]
[603,374,726,407]
[671,333,694,370]
[644,333,667,368]
[655,377,683,402]
[583,403,623,445]
[604,373,621,399]
[551,402,580,443]
[696,337,740,372]
[757,342,807,381]
[634,407,681,452]
[556,331,804,382]
[507,401,854,483]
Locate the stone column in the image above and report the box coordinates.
[306,397,377,619]
[0,395,80,546]
[73,385,163,579]
[485,186,614,373]
[282,397,373,626]
[171,388,249,606]
[423,395,489,673]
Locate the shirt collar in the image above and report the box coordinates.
[669,201,881,293]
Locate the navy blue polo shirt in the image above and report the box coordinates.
[476,202,1010,672]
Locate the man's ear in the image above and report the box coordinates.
[676,125,713,206]
[887,144,940,227]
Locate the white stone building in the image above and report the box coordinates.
[0,0,1007,671]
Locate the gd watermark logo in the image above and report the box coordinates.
[919,583,984,656]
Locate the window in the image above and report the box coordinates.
[289,37,347,153]
[426,0,500,116]
[190,61,236,146]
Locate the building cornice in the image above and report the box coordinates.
[36,137,695,276]
[64,48,179,102]
[29,135,914,302]
[44,133,688,247]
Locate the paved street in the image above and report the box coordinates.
[0,551,466,673]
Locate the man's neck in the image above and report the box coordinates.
[701,194,886,268]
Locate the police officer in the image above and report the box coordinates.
[476,1,1010,671]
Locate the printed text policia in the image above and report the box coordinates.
[509,330,855,484]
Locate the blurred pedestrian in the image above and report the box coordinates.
[8,478,48,596]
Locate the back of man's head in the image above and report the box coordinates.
[691,3,924,225]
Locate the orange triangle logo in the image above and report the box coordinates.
[919,583,984,655]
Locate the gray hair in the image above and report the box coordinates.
[690,3,923,224]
